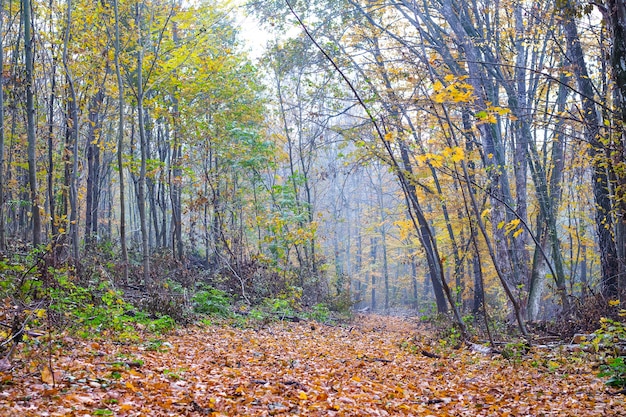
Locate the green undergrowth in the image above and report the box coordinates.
[0,248,348,365]
[593,315,626,389]
[0,247,349,398]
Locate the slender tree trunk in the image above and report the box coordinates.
[62,0,80,260]
[113,0,128,282]
[370,236,377,311]
[410,258,418,310]
[580,244,588,298]
[275,74,306,275]
[170,21,183,260]
[369,37,456,313]
[512,4,531,300]
[527,73,569,320]
[375,168,390,311]
[85,90,104,251]
[528,221,548,321]
[396,140,448,313]
[6,24,21,241]
[471,254,484,316]
[23,0,41,247]
[170,118,182,259]
[136,3,150,284]
[144,109,159,251]
[157,123,167,248]
[0,0,6,251]
[46,0,58,245]
[460,158,529,339]
[440,0,517,294]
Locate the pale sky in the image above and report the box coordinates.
[232,1,274,60]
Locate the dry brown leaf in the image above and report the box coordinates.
[40,365,62,385]
[40,365,54,384]
[0,315,624,416]
[0,358,11,372]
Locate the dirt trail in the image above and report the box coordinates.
[1,315,624,416]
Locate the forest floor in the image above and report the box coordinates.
[1,315,625,416]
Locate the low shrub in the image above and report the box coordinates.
[192,285,232,317]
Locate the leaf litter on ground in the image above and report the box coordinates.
[0,315,624,416]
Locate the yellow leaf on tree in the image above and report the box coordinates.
[395,219,413,241]
[427,154,444,168]
[504,219,521,234]
[451,147,464,162]
[433,92,446,104]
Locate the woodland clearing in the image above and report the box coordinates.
[0,315,624,416]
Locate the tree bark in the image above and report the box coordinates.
[85,89,104,251]
[170,23,183,260]
[564,11,619,298]
[136,2,150,284]
[113,0,129,282]
[23,0,41,247]
[0,0,6,251]
[62,0,80,260]
[606,0,626,291]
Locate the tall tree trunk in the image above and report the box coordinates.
[471,253,484,317]
[23,0,41,247]
[274,73,306,276]
[85,90,104,251]
[410,258,418,310]
[528,221,548,321]
[368,36,455,313]
[460,157,529,339]
[512,4,531,300]
[0,0,6,251]
[158,124,168,248]
[63,0,80,260]
[606,0,626,291]
[46,0,58,246]
[6,24,21,241]
[370,236,377,311]
[170,22,183,260]
[375,170,390,310]
[527,72,570,320]
[440,0,518,296]
[564,10,619,298]
[113,0,128,282]
[136,2,150,284]
[144,109,159,251]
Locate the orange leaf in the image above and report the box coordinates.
[41,365,55,384]
[120,403,134,411]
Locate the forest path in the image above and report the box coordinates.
[1,315,625,416]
